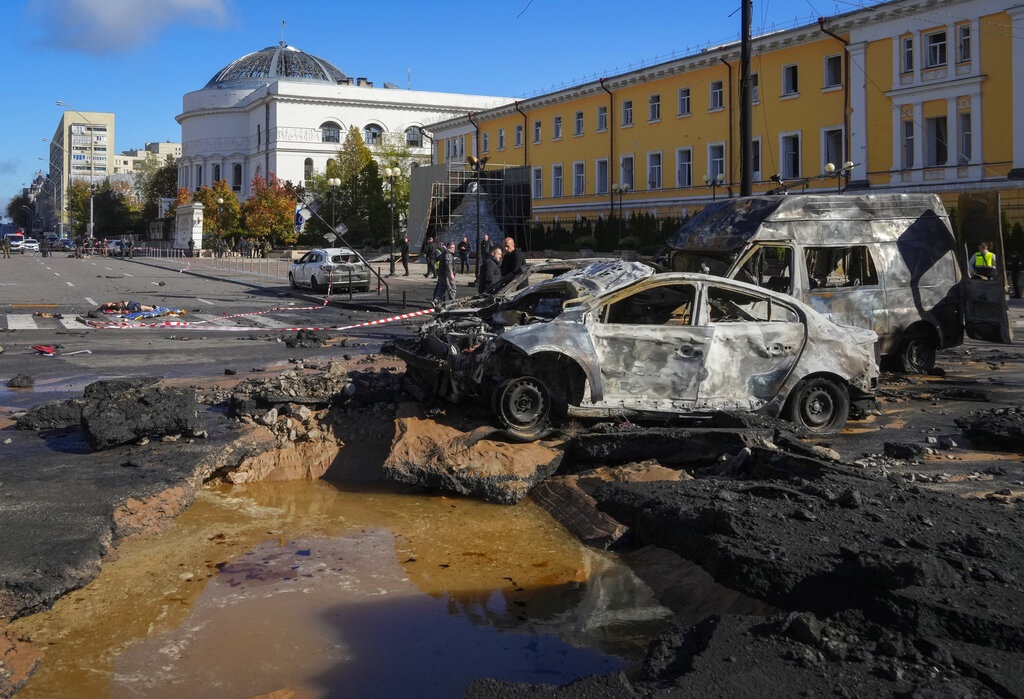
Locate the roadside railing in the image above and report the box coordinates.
[135,247,292,280]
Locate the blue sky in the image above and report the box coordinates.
[1,0,886,212]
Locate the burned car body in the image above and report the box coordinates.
[397,261,878,439]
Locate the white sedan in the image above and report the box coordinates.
[22,238,40,253]
[288,247,371,293]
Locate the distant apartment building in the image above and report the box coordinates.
[44,110,115,233]
[426,0,1024,231]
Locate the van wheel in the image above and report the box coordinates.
[786,378,849,434]
[493,376,551,441]
[898,336,936,373]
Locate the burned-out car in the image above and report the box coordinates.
[396,261,878,439]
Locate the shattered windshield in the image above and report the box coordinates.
[668,251,733,276]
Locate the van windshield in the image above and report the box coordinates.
[668,251,733,276]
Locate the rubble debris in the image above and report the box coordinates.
[956,407,1024,453]
[284,329,331,348]
[6,374,34,388]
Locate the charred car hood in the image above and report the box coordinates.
[506,260,654,305]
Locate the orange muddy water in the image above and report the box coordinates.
[12,480,674,698]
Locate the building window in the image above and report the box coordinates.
[676,148,692,187]
[321,122,341,143]
[573,162,585,196]
[482,132,489,153]
[710,81,724,110]
[751,138,762,181]
[620,155,634,190]
[597,105,608,131]
[533,167,543,199]
[709,144,725,179]
[649,94,661,122]
[782,65,799,96]
[515,125,523,147]
[213,164,221,183]
[364,124,382,145]
[574,111,584,135]
[902,36,914,73]
[925,116,948,166]
[957,25,971,63]
[552,164,563,198]
[533,120,542,143]
[925,31,947,68]
[303,158,313,181]
[406,126,423,147]
[902,120,915,168]
[824,55,842,88]
[498,128,506,149]
[194,164,203,189]
[781,133,801,178]
[553,115,562,139]
[596,158,609,194]
[622,100,633,126]
[823,128,844,169]
[678,87,691,116]
[751,73,759,103]
[232,163,242,192]
[647,152,662,190]
[959,112,972,164]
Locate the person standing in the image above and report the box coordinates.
[433,242,458,304]
[457,237,471,273]
[478,245,503,294]
[421,236,437,278]
[1,236,10,259]
[500,236,526,277]
[1009,250,1021,299]
[400,236,410,276]
[187,238,196,258]
[970,242,995,279]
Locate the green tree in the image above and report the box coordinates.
[241,175,296,247]
[193,180,241,240]
[333,126,388,247]
[136,154,180,222]
[371,139,412,235]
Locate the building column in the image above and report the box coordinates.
[1008,5,1024,178]
[847,42,869,187]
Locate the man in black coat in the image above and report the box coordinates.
[500,236,525,277]
[421,237,437,278]
[400,236,410,276]
[478,246,503,294]
[457,237,471,273]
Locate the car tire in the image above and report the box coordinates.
[310,276,322,293]
[785,377,850,434]
[493,376,552,441]
[897,335,936,374]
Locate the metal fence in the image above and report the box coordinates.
[135,247,293,280]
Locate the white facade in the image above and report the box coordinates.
[177,43,510,201]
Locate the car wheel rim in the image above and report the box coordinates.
[801,388,835,428]
[498,378,549,430]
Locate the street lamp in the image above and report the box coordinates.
[467,155,489,279]
[216,197,224,236]
[38,156,63,236]
[56,101,98,241]
[41,138,66,238]
[326,177,341,242]
[383,166,401,276]
[703,173,726,200]
[824,161,856,193]
[611,182,630,241]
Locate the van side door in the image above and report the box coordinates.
[801,245,891,351]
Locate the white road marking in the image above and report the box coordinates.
[84,297,97,306]
[65,281,74,287]
[6,315,42,330]
[196,298,215,305]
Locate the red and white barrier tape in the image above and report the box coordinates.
[82,307,434,332]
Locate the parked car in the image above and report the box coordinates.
[288,247,371,293]
[51,238,73,252]
[22,238,39,252]
[395,260,878,439]
[5,234,25,253]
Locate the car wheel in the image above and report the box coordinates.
[288,273,298,289]
[310,276,323,293]
[493,376,552,441]
[897,335,936,374]
[785,377,850,434]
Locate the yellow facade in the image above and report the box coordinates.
[430,0,1024,229]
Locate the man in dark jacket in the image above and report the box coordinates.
[421,237,437,278]
[400,236,410,276]
[457,237,471,273]
[500,236,525,277]
[478,246,503,294]
[433,242,458,303]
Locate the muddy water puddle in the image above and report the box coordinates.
[14,480,674,698]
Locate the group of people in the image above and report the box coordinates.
[419,234,526,304]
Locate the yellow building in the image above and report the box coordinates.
[425,0,1024,242]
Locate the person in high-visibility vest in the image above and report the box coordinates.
[970,242,996,279]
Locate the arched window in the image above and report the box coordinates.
[364,124,383,146]
[232,163,242,192]
[405,126,423,148]
[304,158,314,182]
[321,121,341,143]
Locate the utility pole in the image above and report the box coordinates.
[739,0,753,196]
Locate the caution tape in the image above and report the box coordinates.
[81,307,434,332]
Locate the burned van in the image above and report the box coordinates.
[666,193,1011,372]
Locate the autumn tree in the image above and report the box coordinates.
[241,175,296,247]
[193,180,241,240]
[136,154,180,221]
[333,126,388,247]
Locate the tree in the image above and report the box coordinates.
[6,192,34,231]
[193,180,241,240]
[241,175,296,247]
[334,126,388,247]
[137,155,180,221]
[66,179,96,238]
[371,139,413,242]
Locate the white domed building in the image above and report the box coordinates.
[176,42,510,200]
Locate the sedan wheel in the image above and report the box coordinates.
[288,273,298,289]
[785,377,850,434]
[493,376,552,441]
[310,275,322,293]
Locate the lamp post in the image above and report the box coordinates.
[824,161,856,192]
[326,177,341,242]
[56,101,98,242]
[611,182,629,241]
[703,173,726,201]
[41,138,66,238]
[383,167,401,276]
[467,155,489,279]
